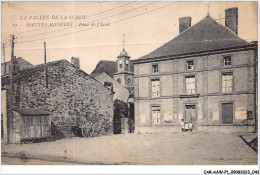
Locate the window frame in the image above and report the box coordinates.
[185,75,196,94]
[151,105,161,125]
[186,60,194,70]
[221,72,233,93]
[151,78,160,98]
[223,55,232,67]
[152,64,159,74]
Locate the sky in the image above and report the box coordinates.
[1,1,258,74]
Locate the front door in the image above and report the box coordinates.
[222,103,233,124]
[185,105,196,122]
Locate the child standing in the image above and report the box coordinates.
[180,119,185,132]
[184,121,189,132]
[188,121,193,132]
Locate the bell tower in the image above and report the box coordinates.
[113,34,134,88]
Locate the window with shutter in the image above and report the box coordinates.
[151,106,161,125]
[222,73,233,93]
[186,76,196,94]
[151,79,160,97]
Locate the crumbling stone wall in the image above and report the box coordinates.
[11,60,114,138]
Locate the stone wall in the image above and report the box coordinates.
[11,60,114,138]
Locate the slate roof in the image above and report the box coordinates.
[91,60,117,77]
[14,108,50,115]
[1,57,34,76]
[137,15,249,61]
[91,60,134,77]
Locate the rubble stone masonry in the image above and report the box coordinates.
[10,60,114,137]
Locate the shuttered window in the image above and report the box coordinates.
[151,79,160,97]
[186,76,196,94]
[222,73,233,93]
[151,106,161,125]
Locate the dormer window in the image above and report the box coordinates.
[187,60,194,70]
[224,56,231,67]
[152,64,158,74]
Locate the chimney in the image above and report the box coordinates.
[71,57,80,69]
[225,7,238,34]
[179,17,192,33]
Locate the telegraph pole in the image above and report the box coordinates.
[2,43,6,74]
[8,34,15,143]
[254,44,258,133]
[44,42,48,88]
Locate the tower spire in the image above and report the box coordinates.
[123,34,125,51]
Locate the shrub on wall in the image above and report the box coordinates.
[114,99,128,120]
[113,99,129,134]
[77,112,112,138]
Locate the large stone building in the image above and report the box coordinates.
[132,8,257,133]
[1,57,114,143]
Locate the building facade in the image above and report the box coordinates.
[132,8,257,133]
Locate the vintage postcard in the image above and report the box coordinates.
[1,0,258,172]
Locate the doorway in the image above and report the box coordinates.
[222,103,233,124]
[185,105,197,128]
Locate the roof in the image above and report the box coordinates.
[117,48,130,59]
[14,108,50,115]
[19,60,62,79]
[1,57,34,76]
[91,60,134,77]
[137,15,249,61]
[2,59,113,93]
[1,60,63,86]
[91,60,118,77]
[1,60,73,86]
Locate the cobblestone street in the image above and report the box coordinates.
[1,131,257,165]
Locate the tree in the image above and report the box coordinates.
[78,112,111,138]
[113,99,129,134]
